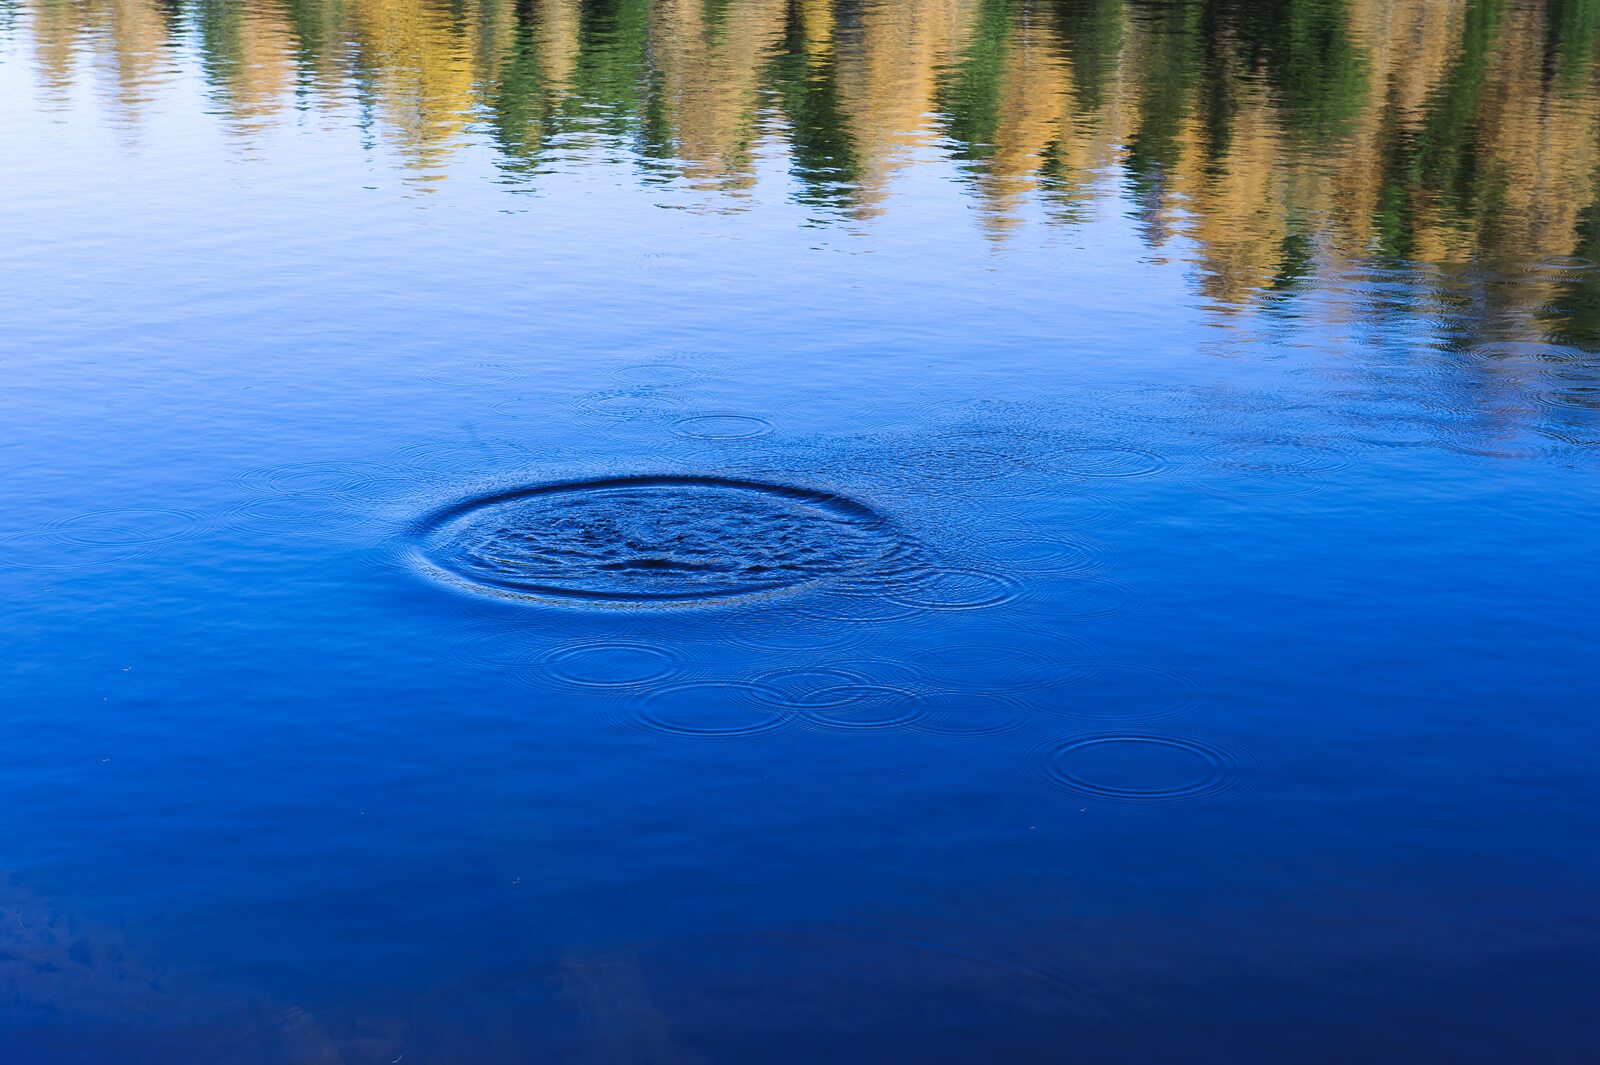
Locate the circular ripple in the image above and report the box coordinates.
[1327,416,1439,451]
[1535,255,1596,269]
[627,681,791,738]
[910,692,1035,736]
[749,666,873,709]
[3,507,210,570]
[214,494,343,532]
[799,685,931,731]
[1046,492,1137,530]
[1330,266,1411,286]
[986,536,1103,574]
[887,567,1021,611]
[914,639,1087,695]
[411,476,909,607]
[1099,385,1211,425]
[484,393,569,420]
[41,507,206,549]
[611,362,704,386]
[671,412,775,440]
[1535,385,1600,412]
[444,624,563,671]
[420,362,528,390]
[723,612,871,655]
[1046,576,1138,619]
[1435,430,1564,461]
[1034,733,1238,803]
[790,588,929,625]
[1184,441,1347,495]
[890,443,1028,483]
[537,639,687,690]
[232,460,391,497]
[1207,441,1349,476]
[816,654,935,689]
[573,389,692,422]
[1538,422,1600,449]
[1000,486,1140,533]
[1055,448,1164,478]
[390,439,540,473]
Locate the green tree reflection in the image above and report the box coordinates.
[17,0,1600,341]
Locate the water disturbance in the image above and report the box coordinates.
[4,0,1599,1060]
[410,475,911,606]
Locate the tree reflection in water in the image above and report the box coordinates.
[13,0,1600,333]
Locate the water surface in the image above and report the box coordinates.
[2,0,1598,1061]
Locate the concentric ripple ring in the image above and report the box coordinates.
[409,475,909,606]
[1035,733,1239,803]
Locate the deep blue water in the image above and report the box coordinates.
[2,0,1599,1061]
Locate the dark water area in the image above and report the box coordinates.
[3,0,1599,1061]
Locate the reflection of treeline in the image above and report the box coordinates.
[23,0,1600,297]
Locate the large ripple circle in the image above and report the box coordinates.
[1034,733,1239,804]
[410,475,908,606]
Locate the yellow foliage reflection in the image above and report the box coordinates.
[18,0,1600,312]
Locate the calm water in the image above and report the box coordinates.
[3,0,1599,1061]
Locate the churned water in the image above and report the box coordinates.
[2,0,1598,1062]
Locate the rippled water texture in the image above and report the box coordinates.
[413,476,909,603]
[3,0,1600,1062]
